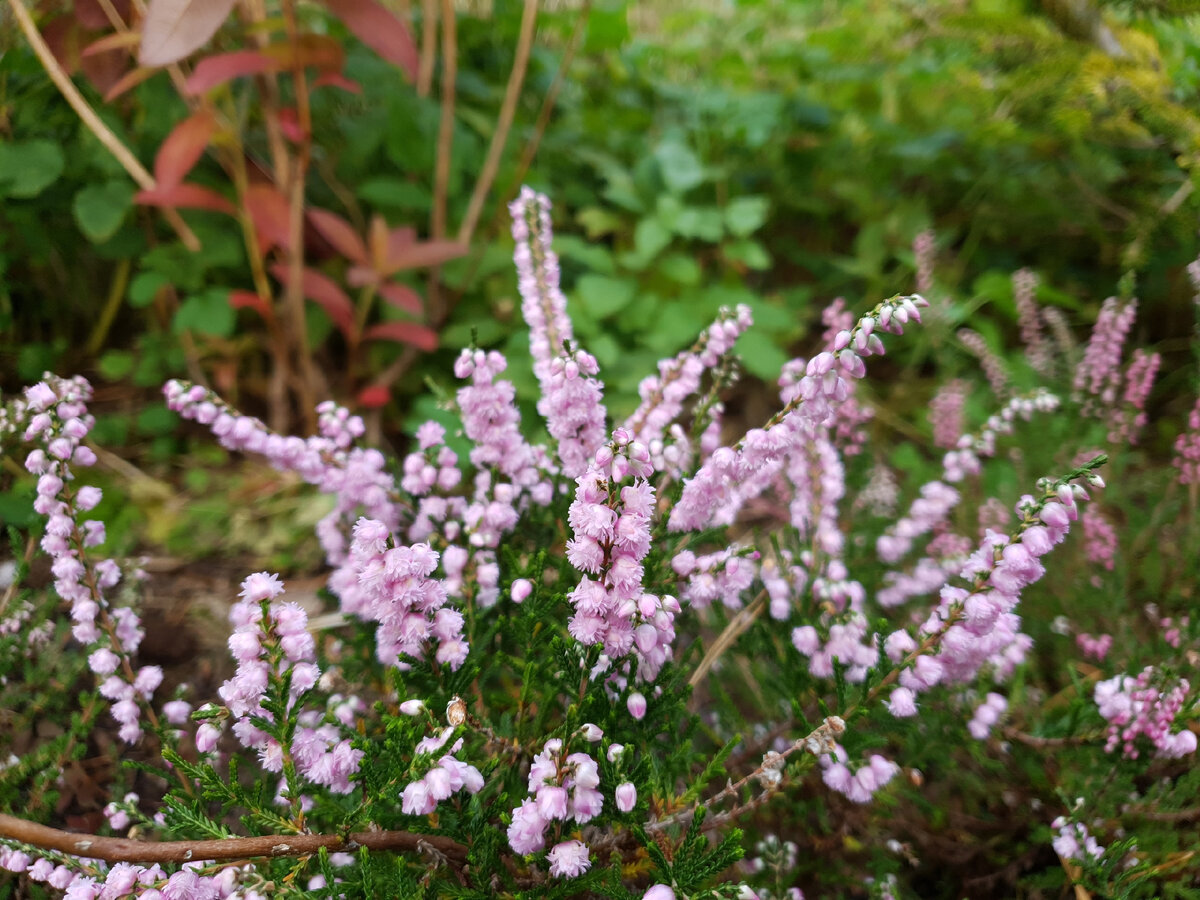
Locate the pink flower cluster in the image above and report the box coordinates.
[1172,397,1200,485]
[1013,268,1052,376]
[820,744,899,804]
[400,726,484,815]
[1074,296,1137,409]
[876,481,960,565]
[941,389,1060,483]
[1075,632,1113,662]
[956,329,1009,399]
[507,738,604,877]
[510,188,608,478]
[928,379,967,450]
[967,692,1007,740]
[337,518,467,670]
[565,430,677,680]
[0,849,260,899]
[219,572,361,793]
[1094,668,1196,759]
[164,381,397,568]
[22,377,163,744]
[1108,348,1160,444]
[669,294,929,533]
[1051,816,1104,863]
[672,548,758,611]
[624,304,752,453]
[454,349,550,496]
[1081,508,1116,577]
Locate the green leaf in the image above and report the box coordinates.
[621,218,672,270]
[136,406,179,436]
[97,350,135,380]
[725,239,771,270]
[576,206,625,239]
[173,289,236,337]
[73,181,135,243]
[576,274,637,318]
[653,141,705,194]
[674,207,724,242]
[724,195,770,237]
[129,272,168,308]
[358,177,429,211]
[0,140,64,199]
[659,253,702,285]
[584,0,629,52]
[735,330,787,380]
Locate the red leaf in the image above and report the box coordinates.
[135,183,235,214]
[184,49,276,95]
[83,32,142,57]
[377,281,423,314]
[244,183,292,253]
[278,107,306,143]
[323,0,418,81]
[75,0,115,28]
[379,239,467,277]
[346,265,377,288]
[80,44,129,97]
[357,383,391,408]
[312,71,361,94]
[154,110,217,188]
[139,0,237,67]
[270,264,355,340]
[228,289,273,321]
[362,321,438,352]
[307,208,367,264]
[104,66,157,101]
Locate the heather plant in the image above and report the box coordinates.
[0,190,1197,900]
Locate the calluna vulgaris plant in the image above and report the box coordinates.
[0,189,1196,898]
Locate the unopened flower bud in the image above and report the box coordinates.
[446,696,467,726]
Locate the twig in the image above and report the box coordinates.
[7,0,200,251]
[504,0,588,198]
[426,0,457,327]
[417,0,437,98]
[0,813,468,866]
[457,0,539,245]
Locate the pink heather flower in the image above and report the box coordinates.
[929,379,966,450]
[623,305,752,451]
[643,887,676,900]
[615,781,637,813]
[627,692,647,720]
[507,798,547,854]
[547,839,591,878]
[162,700,192,725]
[957,329,1008,399]
[510,187,573,384]
[196,723,221,754]
[240,572,285,603]
[1081,508,1117,575]
[1173,397,1200,484]
[511,578,533,603]
[1013,268,1051,375]
[1074,296,1138,421]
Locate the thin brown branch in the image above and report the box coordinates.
[457,0,539,245]
[431,0,457,244]
[505,0,588,197]
[282,0,320,432]
[7,0,200,251]
[0,813,468,866]
[417,0,437,98]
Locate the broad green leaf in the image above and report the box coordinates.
[73,181,135,243]
[173,289,236,337]
[659,253,702,285]
[0,140,64,199]
[653,141,705,194]
[674,207,724,242]
[724,239,771,270]
[576,274,637,318]
[576,206,624,239]
[724,196,769,237]
[735,330,787,380]
[584,1,629,52]
[634,218,672,261]
[97,350,135,380]
[129,272,169,307]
